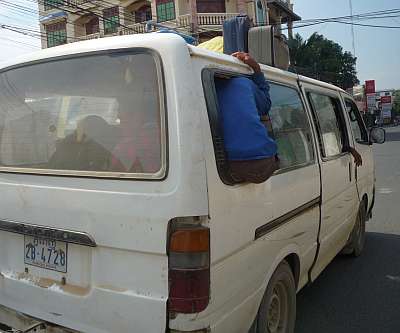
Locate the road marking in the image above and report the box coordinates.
[386,275,400,282]
[378,188,394,194]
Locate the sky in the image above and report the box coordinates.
[0,0,41,59]
[294,0,400,90]
[0,0,399,90]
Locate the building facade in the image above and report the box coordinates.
[38,0,301,48]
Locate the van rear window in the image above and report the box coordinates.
[0,51,166,179]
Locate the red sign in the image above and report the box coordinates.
[381,96,392,104]
[365,80,376,94]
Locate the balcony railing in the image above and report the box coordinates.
[119,23,147,35]
[72,13,240,44]
[74,32,102,41]
[62,0,94,6]
[155,13,239,29]
[177,14,192,27]
[197,13,239,26]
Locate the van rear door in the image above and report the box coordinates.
[0,47,208,333]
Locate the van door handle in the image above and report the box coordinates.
[348,162,352,182]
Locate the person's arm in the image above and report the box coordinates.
[343,145,363,167]
[252,72,272,115]
[232,52,271,115]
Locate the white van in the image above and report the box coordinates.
[0,34,385,333]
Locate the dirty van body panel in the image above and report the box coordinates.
[0,35,209,333]
[351,142,374,209]
[301,83,359,280]
[169,55,321,333]
[309,154,358,279]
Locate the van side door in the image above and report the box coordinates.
[303,87,359,280]
[342,95,374,212]
[266,81,321,290]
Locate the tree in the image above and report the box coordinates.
[393,90,400,117]
[288,33,359,90]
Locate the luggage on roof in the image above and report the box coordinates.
[223,15,251,55]
[248,25,290,70]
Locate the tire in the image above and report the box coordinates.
[254,260,296,333]
[343,202,367,257]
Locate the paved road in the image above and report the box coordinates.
[296,126,400,333]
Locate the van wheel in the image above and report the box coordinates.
[343,203,367,257]
[255,261,296,333]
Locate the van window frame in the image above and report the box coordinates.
[201,68,317,184]
[0,48,169,181]
[306,89,351,162]
[342,95,369,145]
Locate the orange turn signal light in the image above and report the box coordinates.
[169,228,209,253]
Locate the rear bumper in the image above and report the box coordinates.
[0,305,78,333]
[0,262,167,333]
[0,277,167,333]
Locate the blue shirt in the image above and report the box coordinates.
[215,72,277,161]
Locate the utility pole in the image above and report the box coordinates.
[349,0,356,56]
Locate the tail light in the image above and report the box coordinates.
[168,220,210,314]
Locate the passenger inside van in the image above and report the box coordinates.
[215,52,279,183]
[110,98,161,173]
[48,115,112,171]
[48,96,161,175]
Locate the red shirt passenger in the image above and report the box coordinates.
[110,99,161,174]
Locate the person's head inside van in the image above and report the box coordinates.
[110,96,161,174]
[215,52,278,184]
[117,98,147,134]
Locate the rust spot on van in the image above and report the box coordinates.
[16,272,90,296]
[40,278,90,296]
[97,284,128,293]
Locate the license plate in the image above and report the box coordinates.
[24,236,68,273]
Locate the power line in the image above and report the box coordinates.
[0,36,39,49]
[334,21,400,29]
[1,24,44,39]
[87,0,151,26]
[287,8,400,31]
[0,0,78,41]
[0,23,76,50]
[288,12,400,31]
[0,12,40,28]
[3,2,400,50]
[2,0,139,45]
[295,8,400,25]
[38,0,134,31]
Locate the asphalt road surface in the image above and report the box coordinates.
[295,126,400,333]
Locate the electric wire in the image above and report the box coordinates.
[0,35,39,49]
[0,0,80,41]
[2,1,400,49]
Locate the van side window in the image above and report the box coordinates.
[308,93,348,158]
[202,70,316,184]
[345,99,368,143]
[269,84,315,169]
